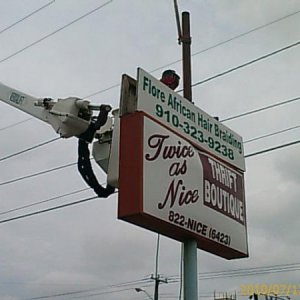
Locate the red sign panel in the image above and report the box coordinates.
[118,112,248,259]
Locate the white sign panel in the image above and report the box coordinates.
[137,68,245,171]
[142,117,248,256]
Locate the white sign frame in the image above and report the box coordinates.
[136,68,245,171]
[118,112,248,259]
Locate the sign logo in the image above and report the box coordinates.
[145,134,199,210]
[119,69,248,259]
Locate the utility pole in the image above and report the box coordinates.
[151,274,168,300]
[174,3,198,298]
[182,11,192,102]
[181,10,198,300]
[151,234,168,300]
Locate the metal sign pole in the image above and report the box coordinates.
[184,239,198,300]
[181,11,198,300]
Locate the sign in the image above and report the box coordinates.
[136,68,245,171]
[119,112,248,259]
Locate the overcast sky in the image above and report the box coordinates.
[0,0,300,300]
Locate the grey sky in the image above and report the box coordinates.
[0,1,300,300]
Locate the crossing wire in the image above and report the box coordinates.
[0,162,76,186]
[84,7,300,98]
[1,93,297,156]
[1,9,299,130]
[0,118,32,131]
[0,93,298,162]
[0,138,299,224]
[244,139,300,158]
[0,7,299,220]
[244,124,300,144]
[0,195,99,224]
[188,40,300,89]
[0,187,90,216]
[0,137,60,162]
[22,263,300,300]
[0,0,113,64]
[0,123,300,188]
[0,0,56,35]
[167,262,300,283]
[221,96,300,122]
[0,190,118,225]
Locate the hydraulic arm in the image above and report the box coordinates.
[0,81,116,197]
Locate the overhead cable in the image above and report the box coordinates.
[0,135,299,188]
[244,124,300,144]
[24,262,300,300]
[89,38,300,101]
[0,0,113,64]
[168,262,300,282]
[245,139,300,158]
[221,96,300,122]
[0,161,76,187]
[0,138,299,223]
[84,8,300,98]
[1,6,298,135]
[0,0,56,35]
[1,93,299,164]
[2,16,299,131]
[0,195,99,224]
[0,190,118,224]
[0,187,89,216]
[0,118,32,131]
[26,278,153,300]
[189,40,300,88]
[150,7,300,73]
[0,137,60,162]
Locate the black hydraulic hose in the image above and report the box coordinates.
[77,105,115,198]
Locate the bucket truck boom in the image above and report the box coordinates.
[0,81,107,138]
[0,81,116,197]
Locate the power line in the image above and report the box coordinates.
[0,0,113,64]
[21,278,153,300]
[0,137,60,162]
[1,6,298,134]
[244,124,300,144]
[221,96,300,122]
[0,133,299,189]
[0,161,76,187]
[189,40,300,88]
[0,195,99,224]
[25,280,154,300]
[84,83,121,99]
[84,8,300,98]
[245,139,300,158]
[0,189,118,224]
[1,11,299,138]
[20,262,300,299]
[26,288,99,300]
[0,118,32,131]
[0,0,56,35]
[1,93,299,165]
[151,7,300,73]
[168,262,300,282]
[0,138,298,224]
[0,187,89,216]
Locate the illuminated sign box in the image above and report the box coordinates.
[118,112,248,259]
[136,68,245,172]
